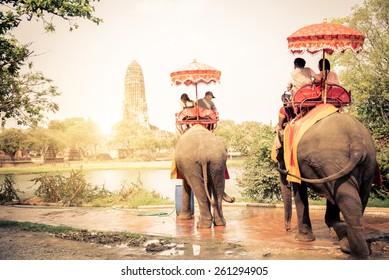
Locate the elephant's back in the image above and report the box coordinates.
[302,112,374,148]
[175,128,226,160]
[298,112,376,170]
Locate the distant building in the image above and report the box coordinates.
[123,60,150,128]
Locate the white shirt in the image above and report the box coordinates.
[290,67,318,93]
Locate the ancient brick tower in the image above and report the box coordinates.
[123,60,150,128]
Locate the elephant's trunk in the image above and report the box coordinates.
[202,161,215,207]
[278,147,364,184]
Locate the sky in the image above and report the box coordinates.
[11,0,364,134]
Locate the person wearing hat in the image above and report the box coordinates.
[197,91,217,110]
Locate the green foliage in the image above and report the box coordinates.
[0,220,78,234]
[216,120,242,152]
[32,168,110,206]
[332,0,389,199]
[0,0,102,126]
[229,122,281,202]
[0,0,102,33]
[111,120,175,160]
[31,168,172,207]
[371,140,389,199]
[118,176,171,208]
[26,127,64,158]
[0,174,20,202]
[0,128,27,159]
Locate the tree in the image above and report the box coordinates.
[0,0,102,127]
[215,120,241,153]
[334,0,388,140]
[58,118,103,157]
[222,121,281,202]
[333,0,388,198]
[0,128,27,160]
[26,127,64,159]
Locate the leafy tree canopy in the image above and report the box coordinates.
[0,0,102,127]
[333,0,389,140]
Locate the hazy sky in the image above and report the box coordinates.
[12,0,364,133]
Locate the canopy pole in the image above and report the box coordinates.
[322,50,327,104]
[195,83,199,121]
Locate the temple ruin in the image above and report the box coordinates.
[123,60,150,128]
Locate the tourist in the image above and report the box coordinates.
[197,91,217,110]
[317,59,340,85]
[288,57,320,93]
[180,93,195,110]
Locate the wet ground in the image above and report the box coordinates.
[0,203,388,260]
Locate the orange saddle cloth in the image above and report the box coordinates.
[283,104,339,183]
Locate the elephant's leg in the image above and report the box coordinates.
[212,196,225,226]
[208,165,226,227]
[325,200,350,253]
[186,176,213,228]
[212,188,226,227]
[292,182,315,241]
[177,179,193,220]
[196,196,213,228]
[336,184,370,259]
[279,160,292,231]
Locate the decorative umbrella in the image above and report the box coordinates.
[287,21,365,102]
[287,22,365,55]
[170,59,221,103]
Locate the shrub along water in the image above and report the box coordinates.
[0,168,172,207]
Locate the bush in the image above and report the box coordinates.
[32,168,112,206]
[32,169,172,207]
[237,124,281,202]
[0,174,21,203]
[371,140,389,200]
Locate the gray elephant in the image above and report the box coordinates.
[174,124,234,228]
[279,110,378,259]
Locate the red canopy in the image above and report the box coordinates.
[170,59,221,87]
[287,22,365,55]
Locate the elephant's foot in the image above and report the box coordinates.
[197,217,213,228]
[214,217,226,226]
[295,231,315,242]
[349,254,370,260]
[177,212,193,220]
[328,227,338,240]
[285,221,292,232]
[338,237,351,254]
[328,222,347,240]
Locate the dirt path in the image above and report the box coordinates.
[0,204,388,260]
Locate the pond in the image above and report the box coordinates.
[1,168,243,201]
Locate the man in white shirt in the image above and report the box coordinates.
[288,58,320,93]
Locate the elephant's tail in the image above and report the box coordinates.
[277,148,364,184]
[223,192,235,203]
[202,161,215,207]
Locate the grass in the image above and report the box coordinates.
[0,220,145,240]
[0,220,77,234]
[309,198,389,208]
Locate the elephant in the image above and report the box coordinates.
[278,110,377,259]
[174,124,235,228]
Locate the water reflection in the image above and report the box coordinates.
[1,168,242,200]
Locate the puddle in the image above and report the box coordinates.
[144,239,202,256]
